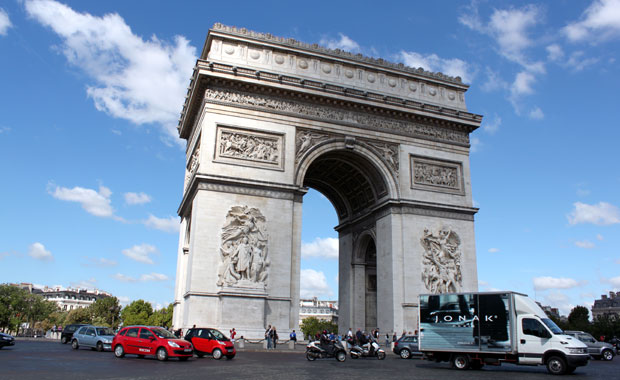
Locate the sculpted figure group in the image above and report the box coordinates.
[420,227,463,294]
[220,131,279,164]
[217,206,270,287]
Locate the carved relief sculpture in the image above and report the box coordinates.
[295,129,329,164]
[185,142,200,189]
[215,126,284,170]
[410,156,463,194]
[217,206,270,288]
[367,141,399,173]
[420,228,462,294]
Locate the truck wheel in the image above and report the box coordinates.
[546,355,567,375]
[400,348,411,359]
[451,354,470,370]
[602,349,614,361]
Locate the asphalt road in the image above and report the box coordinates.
[1,339,618,380]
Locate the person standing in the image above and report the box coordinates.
[230,328,236,343]
[355,328,362,345]
[265,325,272,349]
[271,327,278,349]
[290,329,297,345]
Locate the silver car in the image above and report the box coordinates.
[71,325,115,352]
[564,331,615,361]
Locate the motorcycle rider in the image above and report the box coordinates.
[320,330,332,355]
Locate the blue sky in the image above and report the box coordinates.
[1,0,619,315]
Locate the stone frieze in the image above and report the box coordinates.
[420,227,462,294]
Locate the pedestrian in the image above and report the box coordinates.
[414,329,418,336]
[385,333,390,346]
[290,329,297,344]
[373,328,380,340]
[347,328,353,339]
[392,332,397,342]
[271,327,278,349]
[265,325,272,349]
[356,328,362,345]
[230,328,236,343]
[401,330,406,338]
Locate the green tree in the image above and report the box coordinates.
[568,306,591,331]
[121,300,153,326]
[149,304,174,328]
[66,307,92,324]
[0,285,29,332]
[90,297,121,328]
[299,317,338,340]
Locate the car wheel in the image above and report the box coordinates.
[452,354,470,370]
[336,351,346,362]
[71,340,79,350]
[603,349,614,361]
[546,355,567,375]
[95,342,103,352]
[212,348,223,360]
[61,336,68,344]
[157,347,168,361]
[114,344,125,358]
[399,348,411,359]
[226,354,235,360]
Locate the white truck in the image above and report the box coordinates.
[418,291,589,375]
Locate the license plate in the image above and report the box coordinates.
[184,348,192,352]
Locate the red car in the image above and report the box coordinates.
[112,326,193,361]
[184,327,236,359]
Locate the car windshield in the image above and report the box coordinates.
[210,329,229,341]
[97,328,115,336]
[542,318,563,334]
[151,327,176,339]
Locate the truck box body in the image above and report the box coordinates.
[419,291,590,375]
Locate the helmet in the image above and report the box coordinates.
[323,330,327,334]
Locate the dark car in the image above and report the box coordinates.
[393,335,422,359]
[61,324,88,344]
[0,332,16,348]
[112,326,193,361]
[184,327,236,359]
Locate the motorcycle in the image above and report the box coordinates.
[348,337,386,360]
[306,340,347,362]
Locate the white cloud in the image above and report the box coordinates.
[49,183,120,219]
[482,114,501,134]
[24,0,197,145]
[84,257,117,267]
[70,278,97,290]
[28,242,53,261]
[122,243,157,264]
[603,276,620,288]
[529,106,544,120]
[564,0,620,42]
[546,44,564,61]
[575,240,595,249]
[596,234,604,241]
[568,201,620,225]
[511,71,536,96]
[124,192,151,205]
[140,272,168,282]
[144,214,180,233]
[480,67,509,92]
[565,51,599,71]
[399,51,473,83]
[542,291,574,316]
[469,136,481,153]
[0,8,11,36]
[113,273,136,283]
[118,296,131,305]
[320,33,360,52]
[0,126,11,134]
[533,276,582,291]
[300,269,333,299]
[301,237,338,259]
[488,248,500,253]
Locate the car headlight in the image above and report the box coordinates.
[568,348,587,354]
[167,341,180,348]
[102,339,112,344]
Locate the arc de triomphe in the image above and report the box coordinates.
[173,24,481,338]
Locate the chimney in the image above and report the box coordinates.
[602,295,608,299]
[610,291,615,298]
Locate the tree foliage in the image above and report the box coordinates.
[149,303,174,328]
[0,284,58,333]
[568,306,590,331]
[121,300,153,326]
[299,317,338,340]
[90,297,121,328]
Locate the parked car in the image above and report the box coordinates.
[0,332,16,348]
[564,331,615,361]
[60,324,87,344]
[393,335,422,359]
[184,327,236,359]
[112,326,193,361]
[71,325,115,352]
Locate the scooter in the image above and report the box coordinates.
[349,337,386,360]
[306,340,347,362]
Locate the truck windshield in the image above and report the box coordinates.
[541,318,563,334]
